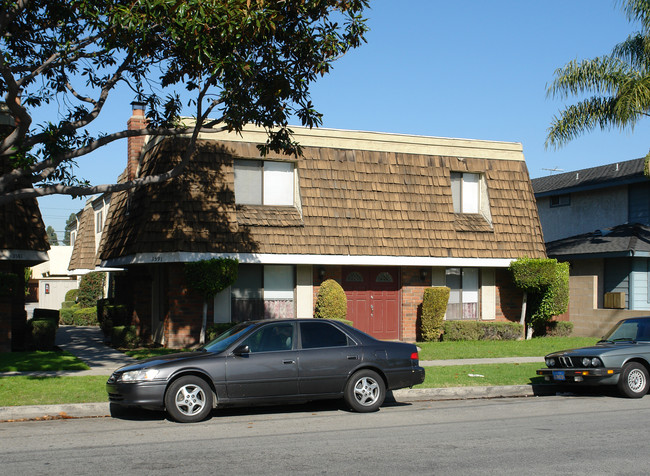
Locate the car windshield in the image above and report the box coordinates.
[201,323,256,354]
[602,319,650,342]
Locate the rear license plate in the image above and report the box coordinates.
[552,370,565,381]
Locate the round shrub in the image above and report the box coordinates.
[64,288,79,302]
[314,279,348,321]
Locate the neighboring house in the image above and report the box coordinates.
[98,105,546,347]
[0,105,49,351]
[29,246,76,310]
[532,158,650,310]
[68,194,111,275]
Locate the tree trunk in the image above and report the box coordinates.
[200,300,207,344]
[519,291,529,340]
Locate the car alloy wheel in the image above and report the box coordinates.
[344,369,385,412]
[618,362,649,398]
[165,376,213,423]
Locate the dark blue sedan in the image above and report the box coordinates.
[107,319,425,422]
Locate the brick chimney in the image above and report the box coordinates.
[127,101,147,181]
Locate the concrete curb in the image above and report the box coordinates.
[0,402,111,422]
[0,385,562,422]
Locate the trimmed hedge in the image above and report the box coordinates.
[420,286,450,341]
[536,320,574,337]
[98,301,130,338]
[33,308,60,324]
[28,319,58,350]
[26,310,60,350]
[206,322,238,342]
[442,321,524,341]
[60,305,98,326]
[112,326,139,348]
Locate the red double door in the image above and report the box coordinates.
[343,267,400,340]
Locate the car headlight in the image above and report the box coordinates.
[579,357,602,367]
[119,369,160,383]
[546,358,556,367]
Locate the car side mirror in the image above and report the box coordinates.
[233,344,250,356]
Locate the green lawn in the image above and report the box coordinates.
[415,363,545,388]
[0,376,108,406]
[0,363,549,407]
[417,337,599,360]
[0,351,90,372]
[0,336,594,407]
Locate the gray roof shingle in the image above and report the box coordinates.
[532,158,647,196]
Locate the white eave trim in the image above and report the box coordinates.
[0,249,49,263]
[102,252,516,268]
[68,266,125,276]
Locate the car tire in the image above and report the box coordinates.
[164,376,213,423]
[617,362,649,398]
[344,369,385,412]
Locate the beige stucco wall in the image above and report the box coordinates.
[568,275,650,337]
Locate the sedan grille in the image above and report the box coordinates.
[558,356,574,368]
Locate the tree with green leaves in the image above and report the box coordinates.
[46,225,58,245]
[509,258,569,339]
[63,213,77,245]
[0,0,369,205]
[184,258,238,344]
[546,1,650,172]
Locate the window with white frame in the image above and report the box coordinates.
[446,267,479,320]
[234,159,294,206]
[230,264,295,321]
[95,210,103,233]
[451,172,480,214]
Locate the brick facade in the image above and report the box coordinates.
[494,268,524,323]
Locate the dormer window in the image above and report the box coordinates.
[451,171,492,224]
[451,172,479,213]
[234,159,294,206]
[95,210,103,233]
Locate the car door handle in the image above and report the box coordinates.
[347,355,359,360]
[283,360,296,364]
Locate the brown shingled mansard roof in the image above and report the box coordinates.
[99,126,546,264]
[68,199,100,271]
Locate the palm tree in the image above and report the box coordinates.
[546,0,650,173]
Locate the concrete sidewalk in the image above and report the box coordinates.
[0,326,551,422]
[0,326,137,378]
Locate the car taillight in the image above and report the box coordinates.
[410,352,419,361]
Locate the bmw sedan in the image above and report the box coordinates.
[107,318,425,422]
[537,317,650,398]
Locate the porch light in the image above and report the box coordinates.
[420,268,428,282]
[318,267,326,281]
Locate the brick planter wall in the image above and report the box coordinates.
[165,263,207,348]
[401,267,426,342]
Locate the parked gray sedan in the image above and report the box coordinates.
[537,317,650,398]
[107,319,425,422]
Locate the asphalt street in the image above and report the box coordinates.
[2,396,649,475]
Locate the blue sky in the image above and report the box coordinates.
[39,0,650,237]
